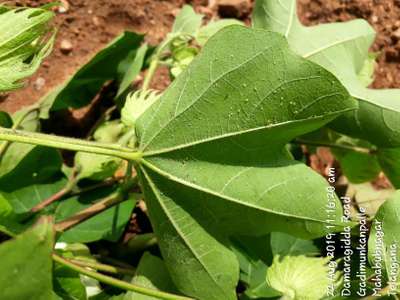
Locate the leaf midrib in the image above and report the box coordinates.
[140,166,230,297]
[141,110,353,157]
[141,159,339,225]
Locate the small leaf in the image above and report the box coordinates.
[0,217,54,300]
[0,6,54,92]
[196,19,243,46]
[0,111,12,128]
[75,121,124,181]
[124,252,179,300]
[43,32,143,110]
[172,5,203,36]
[117,43,148,97]
[266,255,338,300]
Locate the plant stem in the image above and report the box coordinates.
[142,59,159,92]
[0,128,142,161]
[31,174,78,213]
[55,192,124,232]
[293,139,375,154]
[142,37,174,92]
[52,254,193,300]
[0,105,39,158]
[69,258,135,276]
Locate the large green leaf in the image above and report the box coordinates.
[368,191,400,287]
[135,26,354,299]
[0,6,54,92]
[253,0,400,148]
[0,218,54,300]
[43,32,143,110]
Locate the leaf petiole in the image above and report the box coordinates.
[52,254,194,300]
[0,128,142,162]
[0,105,39,158]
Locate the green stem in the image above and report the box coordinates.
[52,254,193,300]
[69,258,135,276]
[142,58,159,92]
[0,128,142,161]
[142,36,176,91]
[293,139,375,154]
[0,105,39,158]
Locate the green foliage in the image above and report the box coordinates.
[0,6,54,92]
[44,31,144,110]
[1,2,400,299]
[0,218,54,300]
[253,0,400,148]
[124,252,179,300]
[135,26,353,299]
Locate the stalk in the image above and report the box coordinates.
[0,105,39,158]
[68,258,135,276]
[0,128,142,161]
[52,254,193,300]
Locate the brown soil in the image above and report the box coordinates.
[1,0,400,113]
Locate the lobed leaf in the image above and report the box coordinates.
[135,26,355,299]
[253,0,400,148]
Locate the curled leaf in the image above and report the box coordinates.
[0,6,55,92]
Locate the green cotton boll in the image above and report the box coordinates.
[0,6,55,92]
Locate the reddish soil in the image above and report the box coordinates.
[2,0,400,113]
